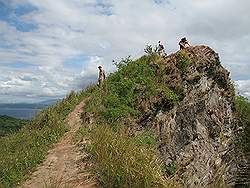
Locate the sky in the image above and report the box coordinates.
[0,0,249,103]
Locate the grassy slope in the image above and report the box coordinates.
[0,91,88,187]
[75,55,183,187]
[0,115,29,137]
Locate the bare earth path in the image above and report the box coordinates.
[22,100,97,188]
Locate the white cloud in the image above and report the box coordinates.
[235,80,250,99]
[0,0,250,102]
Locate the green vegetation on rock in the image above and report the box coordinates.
[176,50,192,72]
[84,55,180,126]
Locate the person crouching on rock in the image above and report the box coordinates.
[98,65,106,86]
[179,37,191,50]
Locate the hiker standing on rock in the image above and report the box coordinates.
[157,41,168,58]
[158,41,165,56]
[98,65,106,86]
[179,37,190,50]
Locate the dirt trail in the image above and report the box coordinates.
[21,100,97,188]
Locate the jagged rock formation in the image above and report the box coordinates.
[142,46,238,186]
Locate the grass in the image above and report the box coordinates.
[75,54,184,187]
[235,96,250,153]
[176,51,192,73]
[0,115,29,137]
[43,174,74,188]
[0,90,88,187]
[84,55,180,126]
[79,125,179,188]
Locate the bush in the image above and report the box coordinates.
[176,51,192,72]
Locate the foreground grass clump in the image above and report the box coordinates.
[86,126,170,188]
[0,90,87,187]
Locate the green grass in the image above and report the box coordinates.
[84,125,171,188]
[235,96,250,153]
[176,51,192,72]
[0,115,29,137]
[0,90,88,187]
[84,55,180,126]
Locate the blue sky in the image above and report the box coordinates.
[0,0,249,103]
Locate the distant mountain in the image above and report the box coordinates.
[0,103,46,109]
[0,99,59,119]
[0,99,59,109]
[0,115,29,137]
[38,99,59,105]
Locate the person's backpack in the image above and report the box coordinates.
[159,44,164,50]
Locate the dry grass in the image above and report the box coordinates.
[84,125,179,188]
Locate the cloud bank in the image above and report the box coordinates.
[0,0,249,103]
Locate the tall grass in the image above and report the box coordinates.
[235,96,250,153]
[85,125,173,188]
[0,90,88,187]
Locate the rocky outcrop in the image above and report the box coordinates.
[143,46,237,186]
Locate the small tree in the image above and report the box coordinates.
[144,45,158,56]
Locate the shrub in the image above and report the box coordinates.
[144,45,158,56]
[176,51,192,72]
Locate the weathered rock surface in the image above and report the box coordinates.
[143,46,238,186]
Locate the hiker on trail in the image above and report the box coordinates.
[98,65,106,86]
[179,37,190,50]
[158,41,165,56]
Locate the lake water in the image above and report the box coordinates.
[0,108,41,119]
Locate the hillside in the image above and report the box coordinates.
[0,91,87,187]
[0,101,55,119]
[0,45,249,188]
[0,115,28,137]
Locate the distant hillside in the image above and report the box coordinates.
[0,101,56,109]
[0,115,29,137]
[0,99,58,119]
